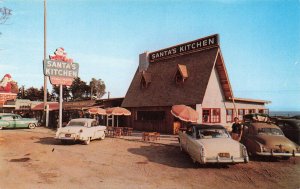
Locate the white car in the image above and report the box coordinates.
[55,118,106,145]
[178,124,249,164]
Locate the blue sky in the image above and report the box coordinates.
[0,0,299,111]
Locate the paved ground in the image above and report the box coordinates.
[0,127,299,189]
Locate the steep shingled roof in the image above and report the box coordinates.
[122,47,219,107]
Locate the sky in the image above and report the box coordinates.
[0,0,299,111]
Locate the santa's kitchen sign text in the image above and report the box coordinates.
[44,60,79,78]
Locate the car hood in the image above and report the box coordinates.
[254,135,298,150]
[198,138,242,158]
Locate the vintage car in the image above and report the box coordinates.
[241,122,300,158]
[178,124,249,164]
[55,118,106,145]
[273,118,300,145]
[0,113,38,130]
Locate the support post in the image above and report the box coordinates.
[59,84,63,128]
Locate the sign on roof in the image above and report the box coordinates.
[149,34,219,62]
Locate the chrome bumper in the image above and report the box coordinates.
[256,151,300,157]
[202,156,249,164]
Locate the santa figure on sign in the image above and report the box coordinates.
[0,74,17,93]
[49,47,73,63]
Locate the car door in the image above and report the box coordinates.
[2,115,16,128]
[186,127,200,161]
[92,121,103,139]
[241,125,257,155]
[13,115,24,128]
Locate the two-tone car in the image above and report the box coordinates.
[178,124,249,164]
[273,118,300,145]
[241,122,300,158]
[0,113,38,130]
[55,118,106,145]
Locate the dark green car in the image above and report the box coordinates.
[0,113,38,130]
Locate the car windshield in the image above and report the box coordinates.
[257,128,283,136]
[67,121,87,127]
[197,128,230,139]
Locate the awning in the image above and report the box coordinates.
[32,102,59,111]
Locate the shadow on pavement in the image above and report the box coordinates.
[35,137,80,145]
[128,144,231,169]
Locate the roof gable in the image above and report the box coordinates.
[122,47,219,107]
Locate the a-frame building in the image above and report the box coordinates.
[122,34,269,134]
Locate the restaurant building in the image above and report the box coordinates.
[122,34,270,134]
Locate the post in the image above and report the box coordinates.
[43,0,49,127]
[59,84,63,128]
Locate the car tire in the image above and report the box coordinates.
[100,134,105,140]
[84,137,91,145]
[28,123,36,129]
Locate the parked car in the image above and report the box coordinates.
[55,118,106,145]
[243,113,270,123]
[178,124,249,164]
[0,113,38,130]
[241,122,300,158]
[274,118,300,145]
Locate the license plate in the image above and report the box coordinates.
[219,153,230,158]
[65,134,71,137]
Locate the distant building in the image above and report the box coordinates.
[122,34,270,134]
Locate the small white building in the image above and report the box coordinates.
[122,34,270,133]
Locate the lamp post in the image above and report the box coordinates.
[43,0,49,127]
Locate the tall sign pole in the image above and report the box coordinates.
[59,84,63,128]
[43,0,49,127]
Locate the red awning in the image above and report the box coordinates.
[32,102,59,111]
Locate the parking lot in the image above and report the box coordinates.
[0,127,299,189]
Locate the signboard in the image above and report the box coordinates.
[149,34,219,62]
[43,48,79,86]
[44,59,79,77]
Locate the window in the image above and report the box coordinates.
[202,109,210,123]
[202,108,221,123]
[226,109,234,123]
[211,109,220,123]
[137,111,165,121]
[258,109,269,114]
[175,64,188,84]
[238,109,244,121]
[248,109,256,114]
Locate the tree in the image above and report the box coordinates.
[52,85,71,101]
[0,5,12,36]
[70,77,90,100]
[24,87,40,101]
[90,78,106,99]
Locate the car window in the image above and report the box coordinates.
[1,116,14,121]
[67,121,87,127]
[186,126,193,136]
[257,128,283,136]
[197,128,229,139]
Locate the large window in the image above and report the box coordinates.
[137,111,165,121]
[226,109,234,123]
[202,108,221,123]
[258,109,269,114]
[238,109,244,121]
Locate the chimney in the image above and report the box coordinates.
[139,51,149,72]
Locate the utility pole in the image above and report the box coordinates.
[43,0,49,127]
